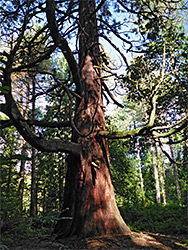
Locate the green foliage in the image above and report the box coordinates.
[106,113,142,206]
[120,203,188,234]
[108,136,143,206]
[36,152,66,214]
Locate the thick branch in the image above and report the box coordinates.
[24,119,71,128]
[0,104,7,114]
[0,120,13,129]
[2,45,81,156]
[97,126,150,139]
[9,95,81,155]
[158,136,188,145]
[46,0,81,92]
[98,116,188,140]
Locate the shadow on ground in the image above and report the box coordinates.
[3,231,188,250]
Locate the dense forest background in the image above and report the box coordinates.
[0,0,188,249]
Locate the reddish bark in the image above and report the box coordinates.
[54,54,130,238]
[54,0,131,238]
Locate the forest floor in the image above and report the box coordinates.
[2,231,188,250]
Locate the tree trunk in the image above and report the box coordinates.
[159,148,168,201]
[155,144,166,205]
[18,141,27,210]
[136,138,144,194]
[133,122,144,196]
[30,74,37,217]
[54,0,130,238]
[58,155,66,210]
[169,144,181,199]
[150,139,161,203]
[18,79,30,211]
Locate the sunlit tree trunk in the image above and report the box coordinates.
[54,0,130,238]
[155,144,166,205]
[142,101,160,203]
[169,143,181,199]
[137,137,144,194]
[159,148,168,201]
[150,139,161,203]
[18,79,29,210]
[133,121,144,195]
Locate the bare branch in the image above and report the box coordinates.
[151,114,188,131]
[152,119,188,138]
[100,34,129,68]
[102,81,124,108]
[98,18,133,51]
[158,140,188,165]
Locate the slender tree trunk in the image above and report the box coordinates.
[133,121,144,195]
[58,154,66,210]
[18,79,30,211]
[155,144,166,205]
[142,101,160,203]
[54,0,130,238]
[18,142,27,210]
[137,138,144,193]
[169,144,181,199]
[159,148,168,201]
[150,139,161,203]
[30,145,37,217]
[30,74,37,217]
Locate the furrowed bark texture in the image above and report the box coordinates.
[54,0,130,238]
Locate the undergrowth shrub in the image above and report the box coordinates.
[120,203,188,235]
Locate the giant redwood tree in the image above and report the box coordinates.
[0,0,187,238]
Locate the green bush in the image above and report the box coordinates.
[120,203,188,235]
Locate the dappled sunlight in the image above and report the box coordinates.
[130,232,172,249]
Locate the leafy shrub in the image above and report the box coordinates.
[120,203,188,235]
